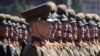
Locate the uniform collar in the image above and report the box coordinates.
[30,36,45,47]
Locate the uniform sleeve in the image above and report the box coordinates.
[0,45,5,56]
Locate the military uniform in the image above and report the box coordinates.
[21,1,58,56]
[0,14,9,56]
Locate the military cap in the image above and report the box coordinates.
[21,1,57,22]
[20,18,26,24]
[46,12,55,22]
[68,9,75,18]
[50,12,60,22]
[97,16,100,22]
[93,14,100,26]
[24,20,29,28]
[19,18,28,29]
[85,14,93,20]
[25,22,30,29]
[11,16,18,22]
[57,4,68,22]
[5,14,12,20]
[83,19,88,25]
[5,14,13,26]
[76,12,85,21]
[90,14,99,26]
[57,4,68,16]
[0,14,7,26]
[85,14,96,26]
[0,13,6,20]
[11,16,20,27]
[76,13,85,26]
[46,17,54,22]
[15,16,20,23]
[69,17,76,24]
[16,18,24,28]
[97,22,100,27]
[25,22,29,26]
[97,19,100,27]
[66,9,76,24]
[91,14,100,22]
[76,12,88,25]
[60,15,69,21]
[53,18,60,22]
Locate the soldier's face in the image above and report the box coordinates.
[0,26,6,36]
[18,28,22,39]
[37,21,50,40]
[8,26,14,38]
[5,26,9,37]
[61,21,68,38]
[78,26,85,39]
[71,23,78,39]
[48,22,54,40]
[22,29,28,40]
[54,21,62,39]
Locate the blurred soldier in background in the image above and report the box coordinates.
[68,9,80,56]
[0,14,7,56]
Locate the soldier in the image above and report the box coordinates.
[97,15,100,49]
[54,5,75,56]
[25,22,31,42]
[21,1,58,56]
[5,15,19,56]
[91,14,100,55]
[67,9,80,56]
[94,14,100,54]
[82,14,92,56]
[68,9,77,41]
[0,36,6,56]
[12,16,21,56]
[20,18,28,56]
[0,14,7,56]
[6,15,14,37]
[56,4,70,56]
[97,21,100,56]
[82,13,92,56]
[43,12,60,56]
[85,14,96,56]
[75,13,87,56]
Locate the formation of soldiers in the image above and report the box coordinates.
[0,1,100,56]
[0,13,31,56]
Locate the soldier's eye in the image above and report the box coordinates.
[62,31,66,33]
[67,31,70,33]
[57,29,60,31]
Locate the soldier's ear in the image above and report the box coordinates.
[31,21,38,28]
